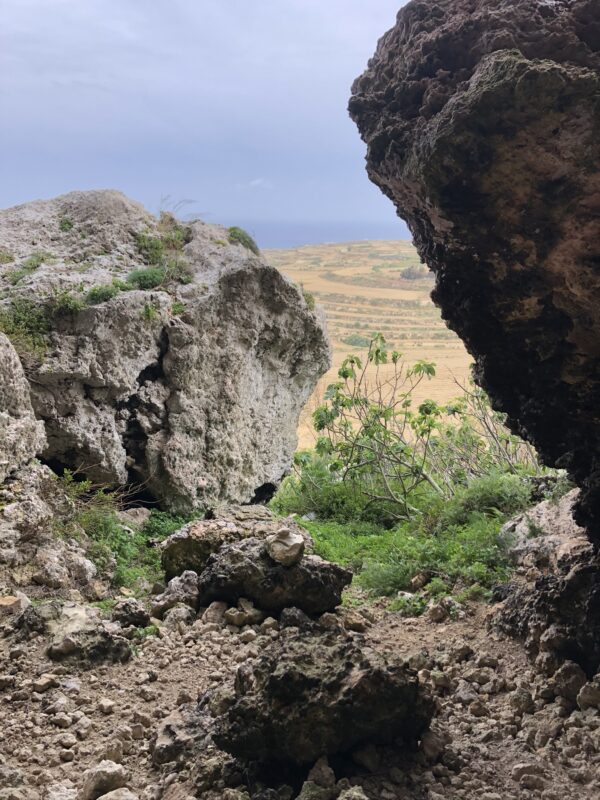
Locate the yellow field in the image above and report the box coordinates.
[265,240,473,449]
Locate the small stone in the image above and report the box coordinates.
[202,601,228,624]
[95,792,138,800]
[239,629,257,644]
[80,761,128,800]
[32,674,59,693]
[98,698,115,715]
[266,528,305,566]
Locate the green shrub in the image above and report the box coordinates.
[47,290,84,317]
[0,298,50,358]
[228,226,259,255]
[341,333,371,348]
[304,292,315,311]
[127,267,166,290]
[136,233,165,266]
[171,301,186,316]
[142,302,158,322]
[59,218,74,232]
[85,284,122,305]
[433,472,532,531]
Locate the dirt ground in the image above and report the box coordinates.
[2,594,598,800]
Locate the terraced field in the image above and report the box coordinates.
[265,240,473,448]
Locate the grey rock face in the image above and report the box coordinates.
[0,463,100,597]
[212,629,434,765]
[0,190,330,512]
[196,538,352,616]
[0,334,45,483]
[493,491,600,675]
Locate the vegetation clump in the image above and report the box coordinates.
[56,470,196,590]
[59,217,74,232]
[272,333,564,611]
[0,248,14,264]
[85,283,123,305]
[228,226,260,255]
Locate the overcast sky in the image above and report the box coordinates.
[1,0,409,247]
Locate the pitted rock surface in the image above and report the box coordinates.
[0,190,330,512]
[0,333,46,483]
[494,491,600,675]
[196,537,352,616]
[350,0,600,536]
[212,629,434,765]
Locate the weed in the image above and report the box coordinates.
[302,288,316,311]
[0,298,51,358]
[47,289,84,317]
[0,248,14,264]
[59,218,74,232]
[85,284,122,305]
[171,301,185,316]
[5,261,41,285]
[136,233,164,266]
[127,267,165,290]
[388,594,427,617]
[142,302,158,322]
[165,259,194,285]
[23,251,53,270]
[132,624,159,641]
[228,226,259,255]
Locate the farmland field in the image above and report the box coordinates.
[265,240,473,448]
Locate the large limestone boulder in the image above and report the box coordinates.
[160,504,312,579]
[350,0,600,537]
[0,333,45,482]
[0,190,330,512]
[196,537,352,615]
[212,629,434,765]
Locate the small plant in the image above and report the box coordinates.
[85,284,122,305]
[0,248,14,264]
[171,301,186,316]
[165,259,194,285]
[127,267,166,290]
[0,298,50,358]
[136,233,165,266]
[228,226,259,255]
[132,624,159,641]
[47,290,84,317]
[389,594,428,617]
[142,302,158,322]
[23,251,53,270]
[59,217,74,232]
[341,333,371,348]
[5,262,41,285]
[302,287,316,311]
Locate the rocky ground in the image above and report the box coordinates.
[2,584,600,800]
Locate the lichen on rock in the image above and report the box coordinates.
[349,0,600,537]
[0,190,330,513]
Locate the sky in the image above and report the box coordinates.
[1,0,410,247]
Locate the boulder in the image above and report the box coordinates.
[493,492,600,675]
[111,598,150,629]
[196,538,352,616]
[151,570,199,619]
[0,190,330,513]
[349,0,600,537]
[160,505,312,579]
[45,602,131,665]
[212,629,434,765]
[0,333,46,482]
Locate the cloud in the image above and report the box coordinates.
[1,0,409,243]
